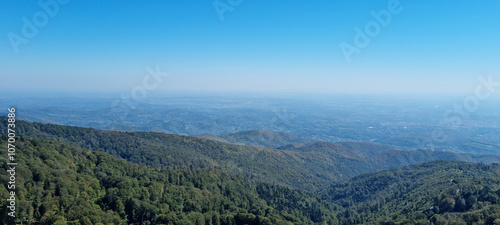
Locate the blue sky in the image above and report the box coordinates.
[1,0,499,95]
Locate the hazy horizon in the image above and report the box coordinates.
[2,1,500,95]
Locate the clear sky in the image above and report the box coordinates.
[1,0,499,95]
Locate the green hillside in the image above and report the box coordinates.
[2,118,500,224]
[0,137,338,225]
[2,137,499,224]
[333,142,403,158]
[319,161,500,224]
[2,117,500,192]
[218,130,314,149]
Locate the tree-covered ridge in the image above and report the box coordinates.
[0,118,334,191]
[2,117,500,192]
[0,137,340,225]
[191,130,401,157]
[318,161,500,224]
[2,117,500,224]
[2,136,500,224]
[325,142,403,158]
[219,130,314,149]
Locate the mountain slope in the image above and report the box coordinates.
[2,136,499,224]
[333,142,404,157]
[211,130,401,158]
[318,160,500,224]
[0,137,339,224]
[2,118,355,191]
[2,117,500,192]
[282,141,364,159]
[206,129,315,149]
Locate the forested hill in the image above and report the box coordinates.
[0,137,339,224]
[1,137,499,224]
[2,117,500,192]
[318,161,500,224]
[201,130,401,158]
[2,117,500,224]
[217,130,314,149]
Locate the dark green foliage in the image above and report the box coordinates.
[0,137,336,224]
[1,118,339,191]
[319,161,500,224]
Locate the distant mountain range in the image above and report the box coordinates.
[200,129,405,157]
[2,118,499,192]
[198,129,315,149]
